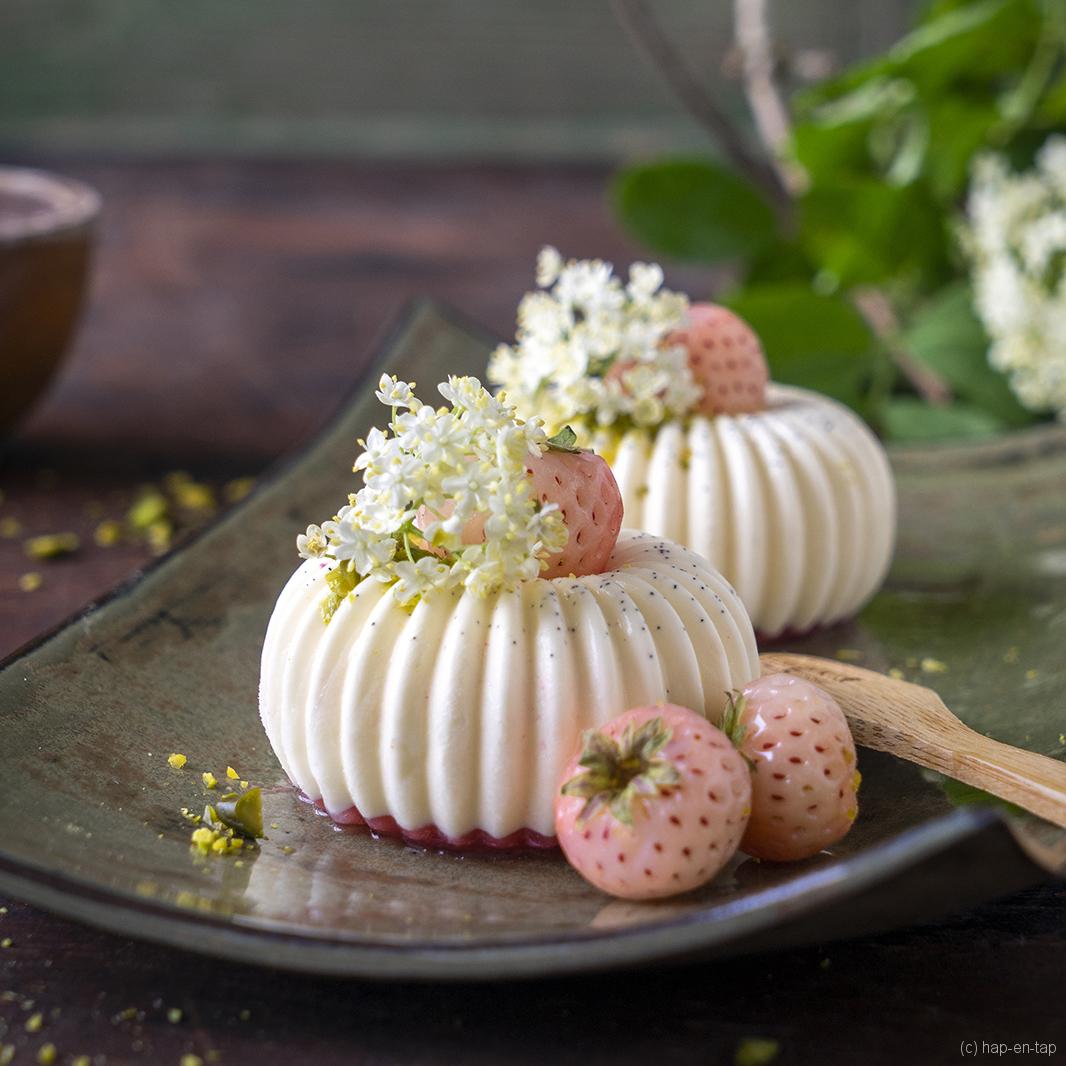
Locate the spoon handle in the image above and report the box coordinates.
[760,652,1066,830]
[950,736,1066,830]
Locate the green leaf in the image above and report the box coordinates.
[613,159,777,264]
[902,284,1035,426]
[724,284,876,411]
[889,0,1036,92]
[214,787,264,839]
[922,98,1001,199]
[798,178,947,287]
[741,239,816,287]
[882,398,1007,441]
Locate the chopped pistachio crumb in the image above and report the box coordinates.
[1059,733,1065,746]
[0,1046,14,1066]
[24,532,80,559]
[0,905,7,913]
[225,477,255,503]
[176,483,216,512]
[819,957,831,969]
[180,1056,204,1066]
[734,1037,780,1066]
[888,667,904,680]
[226,766,239,780]
[94,519,123,547]
[239,780,249,790]
[37,1044,57,1066]
[19,572,43,592]
[128,488,169,530]
[167,1007,182,1023]
[835,648,862,662]
[202,771,217,789]
[1,938,12,948]
[72,1057,91,1066]
[920,657,948,674]
[146,518,173,555]
[1004,645,1021,664]
[281,845,294,855]
[190,827,217,850]
[0,517,22,538]
[215,787,264,839]
[1026,668,1039,680]
[25,1011,43,1033]
[168,753,188,770]
[238,1009,251,1022]
[166,472,216,513]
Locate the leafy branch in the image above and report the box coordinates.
[611,0,1066,439]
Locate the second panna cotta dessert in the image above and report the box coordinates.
[489,248,897,638]
[259,375,759,848]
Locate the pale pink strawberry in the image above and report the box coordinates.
[554,704,752,900]
[724,673,860,862]
[416,438,623,579]
[667,302,768,416]
[526,445,622,577]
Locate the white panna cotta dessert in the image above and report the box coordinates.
[489,248,897,638]
[260,376,759,849]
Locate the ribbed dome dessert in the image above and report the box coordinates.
[260,531,759,845]
[606,385,896,638]
[488,249,898,639]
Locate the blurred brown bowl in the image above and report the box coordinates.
[0,167,100,432]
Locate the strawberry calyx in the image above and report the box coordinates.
[545,425,582,453]
[560,716,680,826]
[720,692,754,769]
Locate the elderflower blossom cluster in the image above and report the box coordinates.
[488,247,700,432]
[966,137,1066,418]
[297,375,567,607]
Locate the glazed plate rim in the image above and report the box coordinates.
[0,299,1046,981]
[0,803,1004,980]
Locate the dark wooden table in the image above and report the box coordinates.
[0,160,1062,1066]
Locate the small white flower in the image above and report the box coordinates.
[488,248,692,432]
[965,137,1066,418]
[297,524,328,559]
[536,245,564,287]
[391,556,452,605]
[627,261,664,300]
[296,375,573,608]
[375,374,420,410]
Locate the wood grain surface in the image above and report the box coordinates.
[0,159,1062,1065]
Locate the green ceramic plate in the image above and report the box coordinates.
[1,302,1063,980]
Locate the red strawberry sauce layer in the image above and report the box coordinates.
[313,798,558,852]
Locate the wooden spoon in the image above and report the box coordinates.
[759,652,1066,831]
